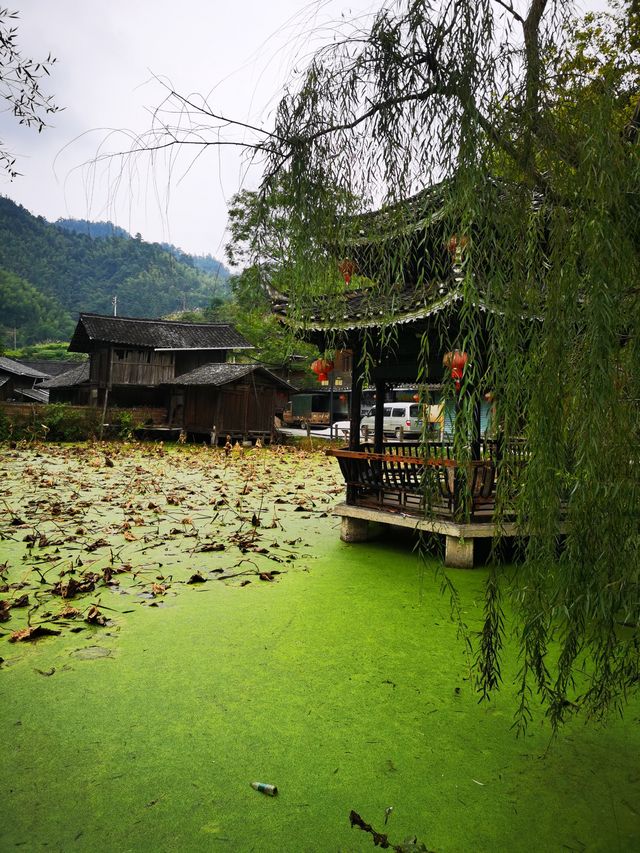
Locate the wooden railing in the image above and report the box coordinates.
[328,447,500,521]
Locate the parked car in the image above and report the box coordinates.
[360,402,423,439]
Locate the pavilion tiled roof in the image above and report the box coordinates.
[272,285,466,332]
[273,176,541,334]
[69,313,252,353]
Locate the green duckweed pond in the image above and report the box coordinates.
[1,442,639,852]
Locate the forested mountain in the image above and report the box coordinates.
[55,218,131,240]
[56,218,231,281]
[0,197,231,346]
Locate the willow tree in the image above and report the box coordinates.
[120,0,639,728]
[0,7,60,178]
[249,0,639,729]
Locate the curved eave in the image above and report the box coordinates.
[274,291,463,332]
[275,290,541,333]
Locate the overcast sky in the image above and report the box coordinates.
[0,1,609,260]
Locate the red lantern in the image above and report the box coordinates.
[447,234,469,257]
[339,394,347,402]
[412,393,419,402]
[449,350,468,392]
[338,259,357,285]
[311,357,334,383]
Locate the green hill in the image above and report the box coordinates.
[0,197,231,346]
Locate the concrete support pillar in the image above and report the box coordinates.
[340,516,370,543]
[445,535,474,568]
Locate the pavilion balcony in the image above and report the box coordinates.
[328,440,529,567]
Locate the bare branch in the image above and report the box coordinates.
[492,0,525,25]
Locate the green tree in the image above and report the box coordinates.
[0,268,73,345]
[224,177,327,367]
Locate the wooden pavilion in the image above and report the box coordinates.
[273,186,526,567]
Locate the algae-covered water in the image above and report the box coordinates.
[1,443,638,852]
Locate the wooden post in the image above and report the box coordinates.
[349,337,363,452]
[99,388,109,440]
[347,337,364,504]
[374,379,385,454]
[471,349,484,461]
[98,346,112,440]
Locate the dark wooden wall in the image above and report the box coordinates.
[183,379,278,434]
[175,350,225,375]
[90,347,229,388]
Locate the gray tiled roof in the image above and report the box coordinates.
[166,362,295,391]
[21,360,79,377]
[69,313,252,352]
[0,356,50,379]
[16,386,49,403]
[39,362,90,389]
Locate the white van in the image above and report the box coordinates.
[360,402,423,439]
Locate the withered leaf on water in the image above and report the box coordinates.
[258,572,274,582]
[0,600,11,622]
[52,577,95,599]
[57,605,81,619]
[10,625,62,642]
[197,542,225,552]
[10,516,26,526]
[240,579,251,587]
[86,538,109,552]
[186,573,207,584]
[34,667,56,676]
[151,583,166,596]
[85,606,108,626]
[11,594,29,608]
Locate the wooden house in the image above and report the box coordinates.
[164,363,295,440]
[66,313,253,410]
[44,313,290,442]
